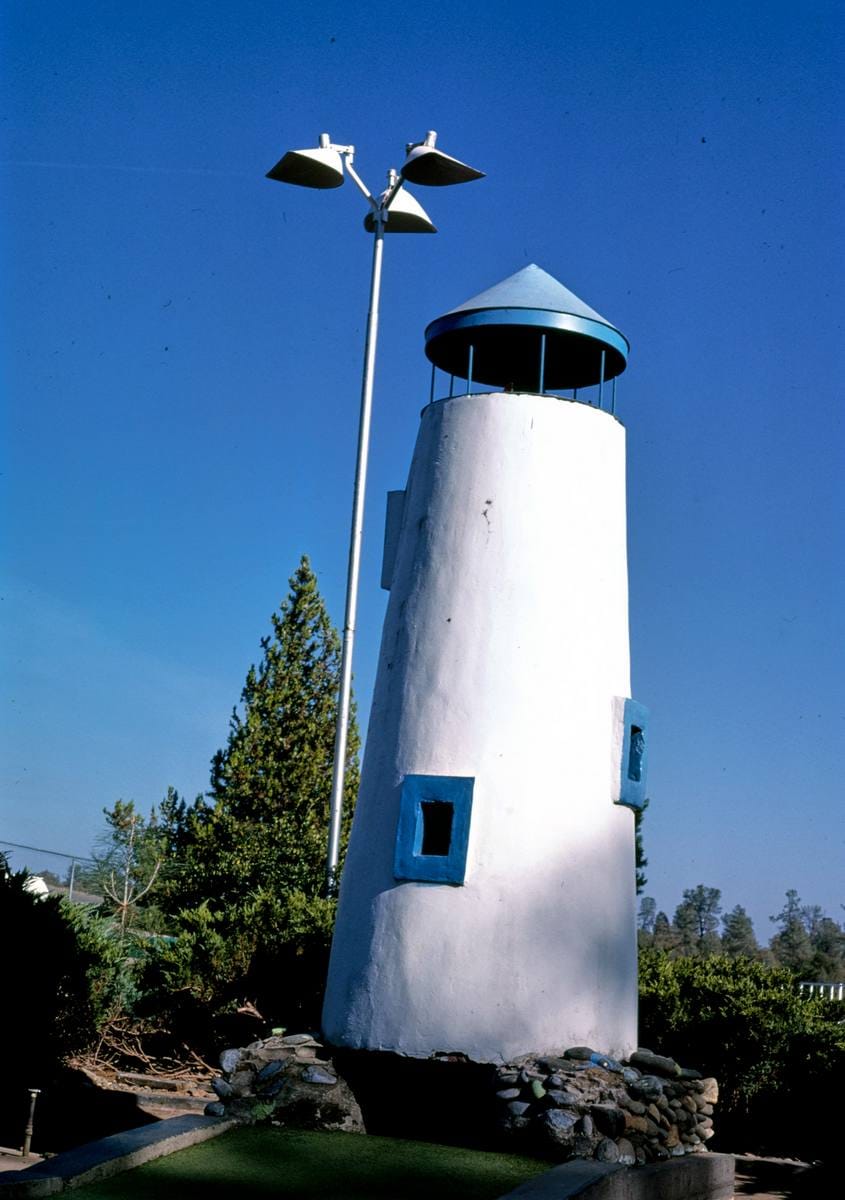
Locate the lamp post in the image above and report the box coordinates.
[22,1088,40,1159]
[266,131,484,891]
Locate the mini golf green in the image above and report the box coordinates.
[68,1127,550,1199]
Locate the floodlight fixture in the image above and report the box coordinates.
[400,130,486,187]
[265,133,345,189]
[266,129,484,891]
[364,174,437,234]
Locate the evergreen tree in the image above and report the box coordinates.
[148,787,193,910]
[769,891,844,980]
[805,917,845,982]
[638,895,657,934]
[769,890,814,974]
[673,884,722,956]
[152,557,360,1030]
[721,904,759,959]
[634,797,649,895]
[800,903,825,942]
[93,799,165,938]
[637,895,657,950]
[175,556,359,907]
[652,910,679,954]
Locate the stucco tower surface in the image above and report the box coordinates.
[323,390,637,1063]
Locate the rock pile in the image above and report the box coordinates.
[494,1046,718,1163]
[204,1032,364,1134]
[204,1035,717,1166]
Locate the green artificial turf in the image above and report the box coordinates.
[69,1127,550,1199]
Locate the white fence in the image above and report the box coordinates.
[799,980,845,1002]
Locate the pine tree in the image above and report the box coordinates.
[177,556,359,906]
[652,910,679,954]
[769,891,844,979]
[804,917,845,982]
[638,896,657,934]
[634,797,649,895]
[769,889,813,974]
[153,557,360,1027]
[637,895,657,950]
[673,884,722,956]
[721,904,759,959]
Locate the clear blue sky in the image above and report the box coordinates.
[2,1,842,941]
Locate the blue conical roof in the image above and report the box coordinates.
[445,264,610,325]
[424,264,628,391]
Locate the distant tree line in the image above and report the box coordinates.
[637,885,845,981]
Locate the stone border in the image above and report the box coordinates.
[0,1115,236,1197]
[497,1153,735,1199]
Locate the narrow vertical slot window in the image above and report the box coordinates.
[627,726,644,782]
[420,800,454,856]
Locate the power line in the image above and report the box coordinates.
[0,839,95,864]
[1,837,191,881]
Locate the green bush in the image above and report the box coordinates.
[0,856,133,1145]
[639,947,844,1158]
[134,889,337,1056]
[0,858,128,1074]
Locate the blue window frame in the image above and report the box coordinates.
[618,699,649,810]
[394,774,474,885]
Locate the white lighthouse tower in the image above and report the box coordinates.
[322,264,648,1064]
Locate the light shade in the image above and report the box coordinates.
[266,145,345,189]
[364,187,437,234]
[401,140,485,187]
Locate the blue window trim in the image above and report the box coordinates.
[618,699,649,811]
[394,774,474,885]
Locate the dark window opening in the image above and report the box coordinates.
[627,726,645,781]
[420,800,454,856]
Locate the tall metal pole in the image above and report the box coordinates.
[326,211,386,891]
[266,135,482,895]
